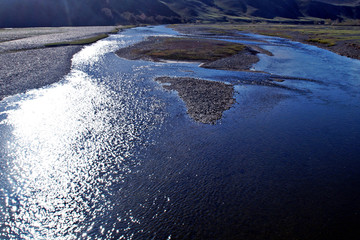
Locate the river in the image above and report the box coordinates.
[1,25,360,239]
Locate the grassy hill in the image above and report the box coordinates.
[0,0,359,28]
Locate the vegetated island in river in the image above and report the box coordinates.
[115,36,272,71]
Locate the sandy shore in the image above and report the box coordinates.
[0,26,117,101]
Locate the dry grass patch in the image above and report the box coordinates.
[133,37,245,62]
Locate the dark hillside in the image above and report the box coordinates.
[302,0,360,19]
[247,0,302,18]
[0,0,359,27]
[0,0,181,27]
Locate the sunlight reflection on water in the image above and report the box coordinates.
[2,70,131,238]
[0,30,166,238]
[72,38,125,68]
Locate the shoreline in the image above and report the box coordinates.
[0,26,123,101]
[2,23,358,102]
[0,46,82,101]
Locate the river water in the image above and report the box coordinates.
[1,26,360,239]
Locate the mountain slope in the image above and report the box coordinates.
[0,0,359,28]
[0,0,181,27]
[162,0,360,21]
[301,0,360,19]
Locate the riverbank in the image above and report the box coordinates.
[2,23,358,103]
[0,26,125,101]
[171,24,360,60]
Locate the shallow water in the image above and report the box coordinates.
[1,26,360,239]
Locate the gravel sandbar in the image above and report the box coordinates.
[156,77,235,124]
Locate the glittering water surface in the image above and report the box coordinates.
[1,26,360,240]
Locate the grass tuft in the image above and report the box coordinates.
[306,38,336,47]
